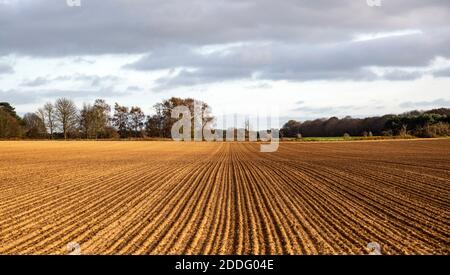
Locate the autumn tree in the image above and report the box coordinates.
[0,102,21,120]
[145,97,214,138]
[0,103,23,138]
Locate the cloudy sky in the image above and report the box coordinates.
[1,0,450,125]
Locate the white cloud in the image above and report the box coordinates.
[352,29,423,42]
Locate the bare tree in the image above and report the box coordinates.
[36,102,56,139]
[198,101,214,132]
[93,99,111,137]
[23,113,46,138]
[36,108,47,136]
[55,98,78,140]
[44,102,56,138]
[80,103,96,139]
[113,103,129,138]
[129,106,145,137]
[80,99,111,139]
[145,103,165,138]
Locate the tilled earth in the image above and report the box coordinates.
[0,140,448,254]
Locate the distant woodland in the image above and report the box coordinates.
[1,98,449,139]
[280,108,450,138]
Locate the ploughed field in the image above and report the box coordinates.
[0,140,449,255]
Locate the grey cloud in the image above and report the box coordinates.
[127,31,450,89]
[21,77,50,87]
[0,89,37,105]
[152,66,254,91]
[433,67,450,77]
[0,87,126,106]
[72,74,120,87]
[1,0,450,90]
[40,87,125,99]
[399,98,450,109]
[292,101,372,117]
[245,83,272,89]
[294,105,354,114]
[130,34,450,72]
[20,74,120,88]
[53,75,73,81]
[1,0,450,56]
[0,63,13,74]
[73,57,95,64]
[126,86,143,92]
[382,70,425,81]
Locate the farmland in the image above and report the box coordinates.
[0,140,449,255]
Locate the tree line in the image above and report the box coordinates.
[280,108,450,138]
[2,98,449,139]
[0,97,213,139]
